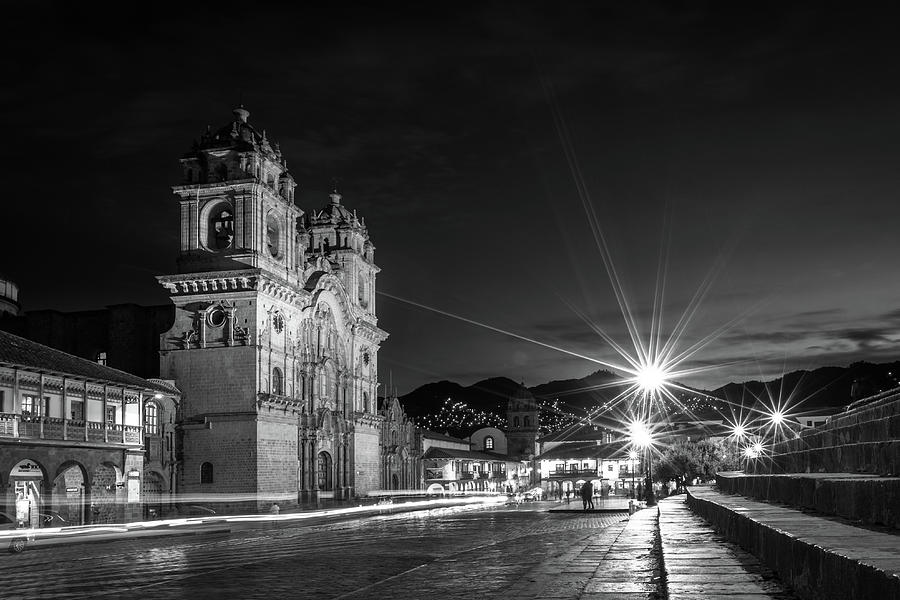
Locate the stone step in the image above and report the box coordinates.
[685,485,900,599]
[749,393,900,477]
[757,439,900,476]
[717,471,900,530]
[658,496,796,599]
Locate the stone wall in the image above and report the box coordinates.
[354,423,380,495]
[750,391,900,476]
[256,411,299,507]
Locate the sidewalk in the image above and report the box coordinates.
[686,485,900,599]
[506,506,663,599]
[658,495,795,599]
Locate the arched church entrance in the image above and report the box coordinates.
[317,452,333,491]
[53,462,87,526]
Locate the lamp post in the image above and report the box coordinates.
[628,450,638,499]
[629,420,656,506]
[643,445,655,506]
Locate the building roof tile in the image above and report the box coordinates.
[0,330,176,394]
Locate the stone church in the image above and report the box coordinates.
[157,106,388,509]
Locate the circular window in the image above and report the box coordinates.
[208,307,226,328]
[266,213,281,257]
[273,313,285,333]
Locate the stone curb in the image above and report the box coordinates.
[685,487,900,599]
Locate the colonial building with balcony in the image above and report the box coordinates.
[0,330,179,526]
[536,441,638,498]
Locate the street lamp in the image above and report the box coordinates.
[629,420,656,506]
[628,450,638,499]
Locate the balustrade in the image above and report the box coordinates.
[0,414,142,445]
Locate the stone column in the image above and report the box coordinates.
[102,384,108,443]
[62,376,69,440]
[39,373,45,439]
[122,388,128,443]
[225,306,235,346]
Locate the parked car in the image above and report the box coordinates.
[0,511,28,553]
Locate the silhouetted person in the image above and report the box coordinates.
[581,481,594,510]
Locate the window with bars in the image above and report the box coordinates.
[144,402,159,436]
[22,395,49,417]
[70,400,84,421]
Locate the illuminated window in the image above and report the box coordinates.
[22,395,41,416]
[144,402,159,436]
[97,351,107,366]
[201,462,214,484]
[484,436,494,450]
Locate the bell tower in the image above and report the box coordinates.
[172,106,304,282]
[506,383,539,461]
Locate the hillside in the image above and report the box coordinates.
[397,360,900,438]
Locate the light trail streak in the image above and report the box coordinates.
[377,290,628,372]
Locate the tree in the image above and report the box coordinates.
[655,438,742,491]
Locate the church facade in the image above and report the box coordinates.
[157,106,388,509]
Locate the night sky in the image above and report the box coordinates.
[5,3,900,394]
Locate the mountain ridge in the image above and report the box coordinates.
[398,360,900,438]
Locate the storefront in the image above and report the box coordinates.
[10,459,44,528]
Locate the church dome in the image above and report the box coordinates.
[190,106,281,164]
[312,190,362,227]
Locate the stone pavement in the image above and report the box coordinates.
[506,505,663,599]
[658,495,796,599]
[548,495,636,513]
[687,485,900,599]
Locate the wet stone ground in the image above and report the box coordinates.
[1,503,647,600]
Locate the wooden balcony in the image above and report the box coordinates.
[0,413,142,445]
[548,468,598,479]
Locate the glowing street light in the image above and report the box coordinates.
[628,450,638,499]
[628,420,656,506]
[732,424,746,439]
[636,363,668,395]
[769,410,784,426]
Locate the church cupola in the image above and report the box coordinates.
[304,188,380,313]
